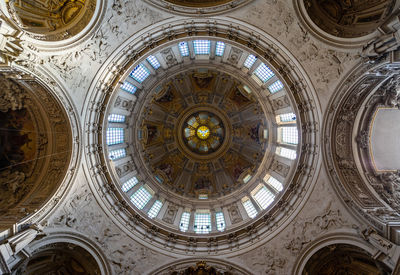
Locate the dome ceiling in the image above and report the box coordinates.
[138,69,267,199]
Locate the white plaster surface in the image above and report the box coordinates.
[371,108,400,171]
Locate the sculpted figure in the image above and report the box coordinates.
[362,31,400,61]
[383,77,400,108]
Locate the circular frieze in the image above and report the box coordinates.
[164,0,233,7]
[144,0,253,15]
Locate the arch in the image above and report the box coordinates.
[293,231,395,274]
[149,257,252,274]
[13,230,111,275]
[323,58,400,244]
[0,65,81,236]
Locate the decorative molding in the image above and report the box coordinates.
[143,0,253,16]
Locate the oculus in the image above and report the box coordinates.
[183,111,225,154]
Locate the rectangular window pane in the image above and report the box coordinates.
[281,127,298,145]
[268,80,284,93]
[108,114,126,123]
[106,128,124,145]
[194,212,211,234]
[254,63,275,82]
[179,41,189,57]
[265,175,283,192]
[253,185,275,210]
[146,55,161,69]
[130,186,152,210]
[148,200,163,218]
[277,147,297,160]
[179,212,190,232]
[108,148,126,160]
[120,81,137,94]
[121,177,138,192]
[279,113,296,123]
[215,212,226,232]
[130,64,150,83]
[215,41,225,56]
[243,54,257,69]
[193,40,211,55]
[242,199,258,218]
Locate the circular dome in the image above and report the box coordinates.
[104,38,300,233]
[85,18,321,254]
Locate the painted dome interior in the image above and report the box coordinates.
[104,39,300,235]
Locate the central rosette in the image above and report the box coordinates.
[183,111,225,154]
[197,125,210,140]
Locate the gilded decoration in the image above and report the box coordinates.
[138,69,267,199]
[7,0,96,41]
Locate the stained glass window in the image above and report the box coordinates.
[121,81,137,94]
[276,147,297,160]
[147,55,161,69]
[130,186,152,209]
[121,177,138,192]
[193,40,211,55]
[108,114,126,123]
[148,200,163,218]
[215,41,225,56]
[194,212,212,234]
[242,198,258,218]
[215,212,226,232]
[179,212,190,232]
[254,63,275,82]
[268,80,284,93]
[243,54,257,69]
[130,64,150,83]
[281,127,298,145]
[252,185,275,210]
[108,148,126,160]
[179,41,189,57]
[106,128,124,145]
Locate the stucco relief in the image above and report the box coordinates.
[238,0,358,101]
[48,181,173,274]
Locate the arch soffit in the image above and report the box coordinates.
[323,57,400,242]
[0,64,81,235]
[292,0,398,49]
[82,17,322,255]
